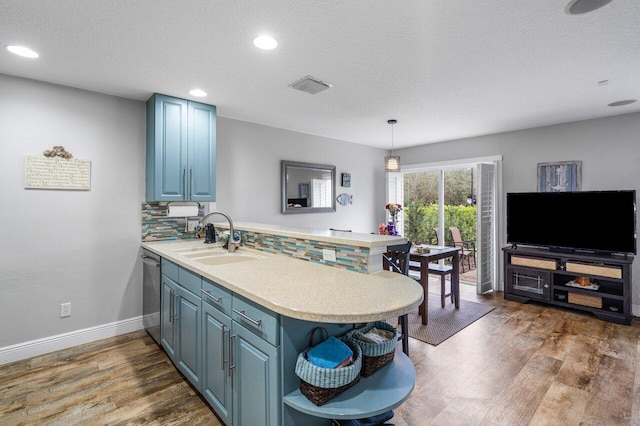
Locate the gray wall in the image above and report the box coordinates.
[0,74,387,348]
[0,74,146,346]
[397,112,640,312]
[216,117,387,231]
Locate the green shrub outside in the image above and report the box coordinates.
[404,202,477,245]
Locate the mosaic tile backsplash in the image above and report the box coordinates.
[141,204,371,272]
[141,202,204,241]
[240,232,370,273]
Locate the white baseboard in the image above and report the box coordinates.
[0,316,147,366]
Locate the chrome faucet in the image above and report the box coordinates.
[198,211,241,253]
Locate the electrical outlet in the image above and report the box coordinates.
[322,249,336,262]
[60,302,71,318]
[187,220,199,233]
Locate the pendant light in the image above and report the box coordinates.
[385,119,400,172]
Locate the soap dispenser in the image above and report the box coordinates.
[204,223,216,244]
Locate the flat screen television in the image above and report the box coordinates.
[506,190,637,255]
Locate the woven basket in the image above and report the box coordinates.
[345,321,398,377]
[568,292,602,308]
[295,329,362,406]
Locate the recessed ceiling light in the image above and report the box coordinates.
[189,89,207,97]
[253,35,278,50]
[565,0,613,15]
[608,99,637,107]
[6,45,39,59]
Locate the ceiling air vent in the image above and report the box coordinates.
[288,75,333,95]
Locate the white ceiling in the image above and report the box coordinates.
[1,0,639,149]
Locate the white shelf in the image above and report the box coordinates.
[283,350,415,420]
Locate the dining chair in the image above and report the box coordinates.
[408,254,454,308]
[449,226,476,272]
[382,242,412,355]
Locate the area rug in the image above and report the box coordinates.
[393,294,495,346]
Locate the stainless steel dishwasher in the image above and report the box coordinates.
[142,249,161,345]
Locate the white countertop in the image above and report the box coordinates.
[142,239,423,323]
[215,222,407,249]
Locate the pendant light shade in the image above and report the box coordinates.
[385,119,400,172]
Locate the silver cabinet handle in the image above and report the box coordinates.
[173,293,180,321]
[182,168,187,200]
[229,333,237,376]
[222,325,229,372]
[169,289,175,323]
[189,167,193,201]
[201,289,222,304]
[233,309,262,327]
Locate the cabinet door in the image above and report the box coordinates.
[176,287,201,389]
[160,276,177,360]
[232,321,280,426]
[506,266,551,301]
[188,101,216,202]
[147,94,188,201]
[202,302,232,424]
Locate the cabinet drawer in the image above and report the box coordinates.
[179,267,202,295]
[565,262,622,279]
[232,296,279,346]
[201,278,232,316]
[161,259,179,282]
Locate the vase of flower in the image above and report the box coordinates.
[387,221,397,235]
[385,203,403,235]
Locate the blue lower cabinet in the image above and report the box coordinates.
[160,275,177,360]
[232,320,281,426]
[161,260,281,425]
[160,263,202,391]
[201,300,232,424]
[176,285,201,389]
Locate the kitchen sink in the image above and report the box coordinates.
[193,253,265,266]
[183,249,228,258]
[172,244,269,265]
[173,245,226,255]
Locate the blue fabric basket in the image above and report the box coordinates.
[295,328,362,405]
[345,321,398,377]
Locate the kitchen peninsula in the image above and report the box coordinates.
[142,225,422,425]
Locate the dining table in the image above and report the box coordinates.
[409,245,461,324]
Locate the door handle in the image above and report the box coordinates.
[189,167,193,200]
[182,168,187,200]
[222,325,229,372]
[173,293,180,321]
[229,333,236,381]
[169,289,174,323]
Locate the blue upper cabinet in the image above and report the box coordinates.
[146,93,216,202]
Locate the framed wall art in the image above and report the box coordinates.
[537,161,581,192]
[341,173,351,187]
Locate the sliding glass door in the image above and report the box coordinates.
[392,157,500,293]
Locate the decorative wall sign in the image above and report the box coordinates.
[341,173,351,187]
[25,155,91,190]
[537,161,581,192]
[336,193,353,206]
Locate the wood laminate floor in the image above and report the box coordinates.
[1,286,639,425]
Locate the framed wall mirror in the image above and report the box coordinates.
[281,160,336,214]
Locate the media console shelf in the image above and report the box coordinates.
[503,246,633,325]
